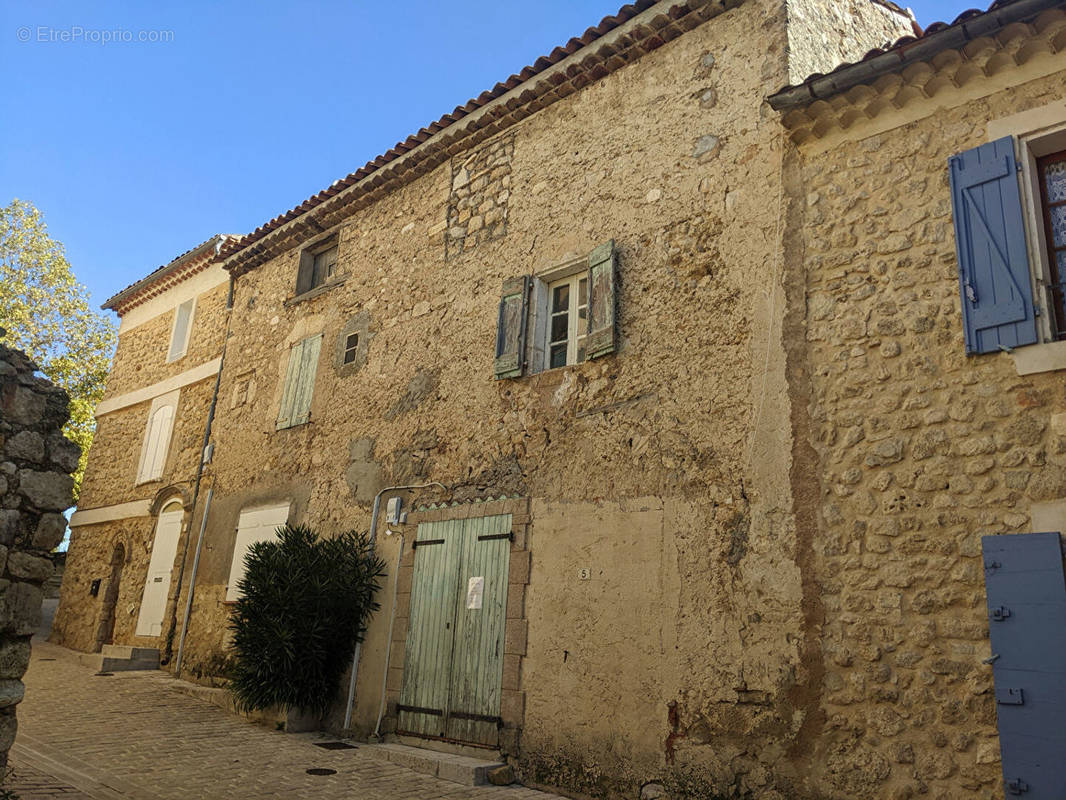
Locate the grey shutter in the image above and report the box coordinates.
[276,339,305,429]
[981,532,1066,799]
[493,276,529,379]
[949,136,1038,354]
[168,300,194,361]
[296,250,315,295]
[290,334,322,425]
[585,240,617,359]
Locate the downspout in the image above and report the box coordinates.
[161,270,235,666]
[342,481,446,732]
[174,482,213,676]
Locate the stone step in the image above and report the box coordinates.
[360,742,506,786]
[101,645,159,662]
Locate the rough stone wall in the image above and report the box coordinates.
[793,70,1066,799]
[102,281,228,399]
[53,280,226,655]
[170,1,819,797]
[785,0,914,86]
[445,132,513,259]
[0,342,78,773]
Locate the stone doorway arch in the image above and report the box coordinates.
[94,542,125,653]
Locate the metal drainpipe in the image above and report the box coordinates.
[161,272,234,665]
[372,529,405,740]
[174,482,213,676]
[342,481,447,732]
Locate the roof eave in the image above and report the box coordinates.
[102,234,228,313]
[768,0,1064,111]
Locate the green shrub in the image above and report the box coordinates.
[228,524,386,714]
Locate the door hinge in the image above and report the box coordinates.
[1007,778,1029,795]
[990,606,1011,621]
[996,687,1024,705]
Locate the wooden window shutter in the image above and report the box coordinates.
[291,334,322,425]
[494,276,530,379]
[168,300,194,362]
[276,339,305,429]
[949,136,1038,354]
[139,403,174,482]
[296,250,315,295]
[585,240,617,359]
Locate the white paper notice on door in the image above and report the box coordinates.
[466,576,485,610]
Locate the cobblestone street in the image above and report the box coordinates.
[9,622,562,800]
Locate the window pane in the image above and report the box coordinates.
[578,277,587,306]
[345,332,359,350]
[1045,160,1066,203]
[552,284,569,312]
[550,313,569,343]
[1051,205,1066,248]
[550,343,567,368]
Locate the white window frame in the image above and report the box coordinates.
[136,390,179,484]
[989,105,1066,374]
[226,502,291,602]
[525,255,589,375]
[167,298,196,363]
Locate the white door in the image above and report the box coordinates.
[135,505,184,637]
[225,503,290,601]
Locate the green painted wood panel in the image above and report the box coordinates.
[398,519,462,738]
[446,514,511,745]
[398,513,511,746]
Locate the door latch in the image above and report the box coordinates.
[1007,778,1029,795]
[996,687,1024,705]
[990,606,1011,621]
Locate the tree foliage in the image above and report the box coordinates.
[0,199,116,498]
[228,525,387,715]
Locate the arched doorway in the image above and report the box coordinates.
[136,501,184,638]
[94,543,125,652]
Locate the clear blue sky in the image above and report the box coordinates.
[2,0,976,320]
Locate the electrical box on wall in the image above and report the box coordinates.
[386,497,402,525]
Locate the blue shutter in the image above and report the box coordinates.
[949,136,1037,354]
[982,532,1066,799]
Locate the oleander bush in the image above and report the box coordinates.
[228,524,386,714]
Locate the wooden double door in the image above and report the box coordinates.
[397,514,512,747]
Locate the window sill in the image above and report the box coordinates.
[1012,340,1066,375]
[284,276,346,307]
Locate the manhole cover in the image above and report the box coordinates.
[313,742,357,751]
[94,672,114,677]
[306,768,337,776]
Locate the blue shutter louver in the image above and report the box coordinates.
[949,136,1038,354]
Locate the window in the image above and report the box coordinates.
[1036,150,1066,337]
[167,299,195,362]
[295,237,340,296]
[226,503,290,601]
[277,334,322,429]
[493,240,617,379]
[342,332,360,365]
[137,390,179,483]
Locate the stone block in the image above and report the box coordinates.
[500,690,524,725]
[6,551,52,583]
[509,550,531,585]
[17,469,74,511]
[0,679,24,708]
[4,431,43,463]
[487,765,515,785]
[32,513,66,550]
[504,619,527,655]
[501,653,521,691]
[46,433,81,473]
[506,583,525,618]
[0,581,43,635]
[0,710,15,752]
[0,511,20,547]
[3,387,46,427]
[0,639,29,680]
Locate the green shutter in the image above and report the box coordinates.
[276,334,322,429]
[586,240,617,359]
[493,276,530,380]
[291,334,322,425]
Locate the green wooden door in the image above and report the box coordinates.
[398,514,511,746]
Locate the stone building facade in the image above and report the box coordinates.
[0,341,79,773]
[59,0,1066,797]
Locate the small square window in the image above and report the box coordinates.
[342,332,360,365]
[295,237,341,297]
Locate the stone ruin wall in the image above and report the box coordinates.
[0,341,79,773]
